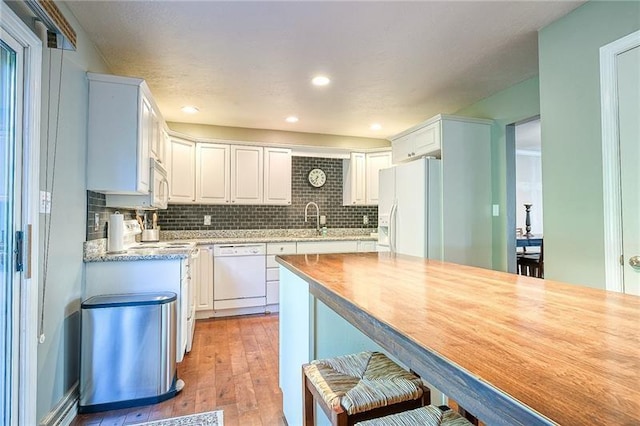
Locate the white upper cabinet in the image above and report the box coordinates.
[87,73,165,194]
[231,145,264,204]
[196,144,230,204]
[343,152,366,205]
[168,138,195,202]
[365,151,392,205]
[391,119,441,164]
[343,151,390,205]
[264,147,292,205]
[150,110,166,165]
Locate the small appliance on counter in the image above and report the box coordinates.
[108,218,142,253]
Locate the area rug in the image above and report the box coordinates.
[133,410,223,426]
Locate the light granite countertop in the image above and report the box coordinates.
[84,228,378,262]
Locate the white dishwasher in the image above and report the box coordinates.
[213,243,266,317]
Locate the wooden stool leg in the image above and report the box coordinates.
[332,410,348,426]
[303,368,315,426]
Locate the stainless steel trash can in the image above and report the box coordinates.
[79,292,178,413]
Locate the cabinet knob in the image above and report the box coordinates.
[280,247,284,252]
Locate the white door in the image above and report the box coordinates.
[618,45,640,296]
[1,9,40,423]
[1,30,22,426]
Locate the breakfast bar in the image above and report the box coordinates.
[276,252,640,426]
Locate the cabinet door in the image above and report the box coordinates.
[149,109,160,161]
[231,146,263,204]
[365,151,392,205]
[264,148,292,205]
[412,121,441,157]
[196,247,214,311]
[343,152,366,205]
[138,96,152,192]
[357,241,377,252]
[391,133,413,164]
[196,143,230,204]
[168,138,195,203]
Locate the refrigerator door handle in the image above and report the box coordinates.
[389,203,398,254]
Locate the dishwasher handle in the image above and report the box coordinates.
[213,243,266,256]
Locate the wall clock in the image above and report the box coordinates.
[308,168,326,188]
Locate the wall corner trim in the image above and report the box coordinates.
[38,382,78,426]
[600,29,640,293]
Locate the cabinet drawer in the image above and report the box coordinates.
[266,281,279,305]
[296,240,358,254]
[267,242,297,255]
[266,267,280,282]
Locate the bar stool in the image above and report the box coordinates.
[354,405,474,426]
[303,351,429,426]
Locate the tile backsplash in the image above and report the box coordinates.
[158,156,378,231]
[86,191,135,240]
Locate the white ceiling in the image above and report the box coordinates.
[65,1,583,139]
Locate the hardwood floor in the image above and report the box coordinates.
[71,314,284,426]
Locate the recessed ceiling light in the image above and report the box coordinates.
[370,123,382,131]
[311,75,331,86]
[285,116,299,123]
[181,105,199,114]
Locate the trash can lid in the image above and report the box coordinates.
[81,292,177,309]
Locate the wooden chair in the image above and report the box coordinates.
[517,241,544,278]
[354,404,474,425]
[302,351,429,426]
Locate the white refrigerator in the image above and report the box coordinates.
[377,157,442,259]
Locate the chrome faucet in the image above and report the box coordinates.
[304,202,320,235]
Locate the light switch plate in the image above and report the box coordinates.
[492,204,500,217]
[39,191,51,214]
[204,215,212,225]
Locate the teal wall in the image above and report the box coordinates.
[539,1,640,288]
[455,77,540,271]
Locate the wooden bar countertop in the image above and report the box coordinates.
[276,252,640,426]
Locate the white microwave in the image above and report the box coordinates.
[105,160,169,209]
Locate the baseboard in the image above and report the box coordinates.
[39,382,78,426]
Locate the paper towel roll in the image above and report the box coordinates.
[108,213,125,253]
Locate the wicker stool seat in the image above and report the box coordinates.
[303,351,428,426]
[355,405,473,426]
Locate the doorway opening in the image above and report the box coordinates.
[506,116,543,274]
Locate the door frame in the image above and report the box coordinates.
[1,3,41,425]
[600,30,640,293]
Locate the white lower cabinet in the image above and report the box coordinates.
[85,258,190,363]
[357,240,377,252]
[266,242,297,312]
[195,246,214,315]
[195,239,376,318]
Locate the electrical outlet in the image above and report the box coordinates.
[94,213,100,231]
[492,204,500,217]
[363,215,369,225]
[204,215,212,226]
